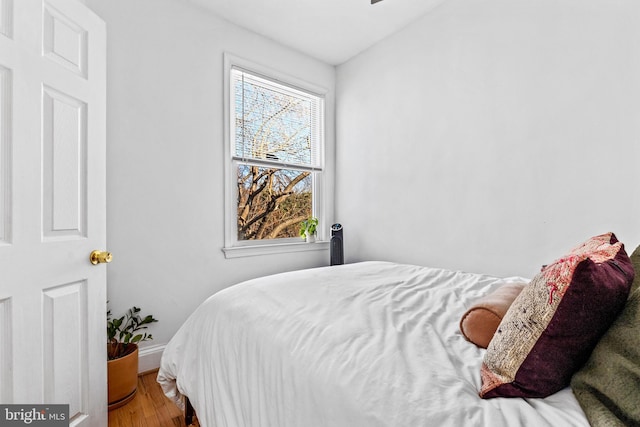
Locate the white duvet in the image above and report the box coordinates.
[158,261,589,427]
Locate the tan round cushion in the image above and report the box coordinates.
[459,282,527,349]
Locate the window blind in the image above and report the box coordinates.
[232,67,323,170]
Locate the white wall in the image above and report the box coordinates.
[336,0,640,279]
[86,0,335,365]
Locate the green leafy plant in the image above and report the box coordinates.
[299,217,319,238]
[107,306,158,360]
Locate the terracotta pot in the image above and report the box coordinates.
[107,343,138,410]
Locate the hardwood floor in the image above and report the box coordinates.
[108,371,199,427]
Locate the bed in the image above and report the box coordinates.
[158,233,639,427]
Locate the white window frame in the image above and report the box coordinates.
[222,53,329,258]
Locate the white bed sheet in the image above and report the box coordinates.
[158,261,589,427]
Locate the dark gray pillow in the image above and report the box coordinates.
[571,244,640,426]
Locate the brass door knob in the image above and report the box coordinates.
[90,250,112,265]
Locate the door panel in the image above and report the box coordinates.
[43,280,89,423]
[42,84,88,239]
[0,297,11,403]
[0,64,10,245]
[0,0,106,425]
[43,2,87,78]
[0,0,11,39]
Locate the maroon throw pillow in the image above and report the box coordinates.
[480,232,634,398]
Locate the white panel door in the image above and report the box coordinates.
[0,0,107,425]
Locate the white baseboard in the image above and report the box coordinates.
[138,343,165,374]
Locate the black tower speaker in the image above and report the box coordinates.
[330,223,344,266]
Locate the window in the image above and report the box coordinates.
[223,55,326,256]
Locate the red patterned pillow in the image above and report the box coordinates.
[480,232,634,398]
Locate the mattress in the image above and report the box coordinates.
[157,261,589,427]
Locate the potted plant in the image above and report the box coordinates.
[299,217,319,243]
[107,306,157,410]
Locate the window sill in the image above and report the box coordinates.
[222,240,329,259]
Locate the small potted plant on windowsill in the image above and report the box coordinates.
[299,217,319,243]
[107,306,157,410]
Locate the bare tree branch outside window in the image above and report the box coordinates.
[233,70,320,241]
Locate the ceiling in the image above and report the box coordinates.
[184,0,446,65]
